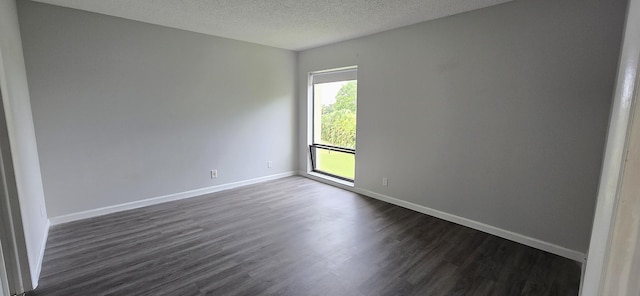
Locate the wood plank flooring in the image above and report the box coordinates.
[28,176,581,295]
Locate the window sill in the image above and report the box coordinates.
[306,171,355,188]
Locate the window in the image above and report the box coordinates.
[309,67,357,182]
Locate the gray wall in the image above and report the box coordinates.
[0,0,49,289]
[298,0,626,253]
[18,1,297,218]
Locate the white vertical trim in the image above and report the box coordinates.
[305,71,314,173]
[0,68,29,294]
[582,1,640,295]
[601,93,640,294]
[0,244,9,296]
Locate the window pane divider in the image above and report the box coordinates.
[310,143,355,154]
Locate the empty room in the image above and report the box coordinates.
[1,0,639,295]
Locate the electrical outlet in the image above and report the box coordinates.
[211,169,218,179]
[382,177,388,187]
[267,161,273,168]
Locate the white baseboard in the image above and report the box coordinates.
[31,219,49,289]
[354,187,586,262]
[298,172,586,262]
[49,172,296,226]
[48,170,585,262]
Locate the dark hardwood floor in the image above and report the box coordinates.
[28,176,581,296]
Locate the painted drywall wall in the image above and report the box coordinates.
[298,0,626,253]
[17,1,297,218]
[0,0,49,289]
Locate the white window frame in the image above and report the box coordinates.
[307,66,358,183]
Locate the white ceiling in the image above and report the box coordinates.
[32,0,512,51]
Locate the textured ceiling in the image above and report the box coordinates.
[31,0,512,51]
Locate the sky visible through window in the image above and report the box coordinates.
[316,81,347,106]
